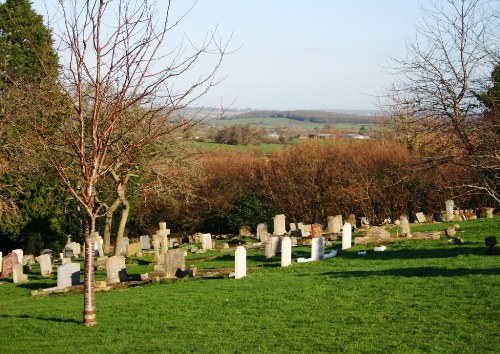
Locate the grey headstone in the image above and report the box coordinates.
[106,255,127,284]
[164,249,185,278]
[57,262,81,288]
[140,235,151,250]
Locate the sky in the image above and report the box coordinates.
[30,0,432,112]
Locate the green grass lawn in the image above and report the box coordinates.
[0,218,499,353]
[212,117,368,131]
[194,141,287,154]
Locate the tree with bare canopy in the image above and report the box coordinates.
[19,0,227,326]
[386,0,500,203]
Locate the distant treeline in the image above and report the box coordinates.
[221,110,375,124]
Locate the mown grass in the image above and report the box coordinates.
[194,141,287,154]
[0,218,498,353]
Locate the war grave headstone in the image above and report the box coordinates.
[342,222,352,250]
[140,235,151,250]
[235,246,246,279]
[12,263,28,283]
[1,252,18,278]
[273,214,286,235]
[35,254,52,276]
[281,237,292,267]
[106,256,127,284]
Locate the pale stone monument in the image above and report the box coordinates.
[12,263,28,283]
[12,249,23,264]
[120,237,129,254]
[342,223,352,250]
[270,236,281,256]
[202,233,213,250]
[281,237,292,267]
[326,216,336,233]
[57,262,81,288]
[140,235,151,250]
[35,254,52,276]
[289,223,297,232]
[273,214,286,235]
[106,256,127,284]
[265,242,274,259]
[256,223,268,241]
[486,208,494,218]
[164,249,186,278]
[234,246,246,279]
[445,200,455,222]
[65,242,82,258]
[311,236,325,260]
[415,212,427,223]
[93,232,104,257]
[125,242,142,257]
[400,215,411,237]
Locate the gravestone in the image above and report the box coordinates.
[273,214,286,235]
[12,249,23,264]
[202,233,213,250]
[120,237,129,255]
[35,254,52,276]
[126,242,142,257]
[1,252,18,278]
[65,242,81,258]
[400,215,411,237]
[106,256,127,284]
[303,224,312,237]
[342,223,352,250]
[93,232,104,257]
[326,216,336,233]
[486,208,494,218]
[281,237,292,267]
[264,241,273,259]
[311,236,325,260]
[239,225,252,237]
[234,246,246,279]
[270,236,281,256]
[140,235,151,250]
[415,212,427,223]
[12,263,28,283]
[256,223,268,241]
[445,200,455,222]
[57,262,81,288]
[289,223,297,232]
[164,249,185,278]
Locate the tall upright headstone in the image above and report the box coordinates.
[445,200,455,222]
[342,223,352,250]
[270,236,281,256]
[327,216,335,233]
[57,262,81,288]
[1,252,18,278]
[12,249,23,264]
[311,237,325,260]
[106,255,127,284]
[140,235,151,250]
[400,215,412,237]
[164,249,186,278]
[234,246,246,279]
[202,233,213,250]
[281,237,292,267]
[12,263,28,283]
[273,214,286,235]
[36,254,52,276]
[256,223,268,241]
[120,237,129,255]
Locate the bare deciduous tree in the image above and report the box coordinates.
[30,0,227,326]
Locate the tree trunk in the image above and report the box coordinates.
[103,198,120,254]
[83,217,96,327]
[115,198,130,255]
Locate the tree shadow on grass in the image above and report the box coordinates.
[315,266,499,278]
[0,313,80,325]
[339,246,487,260]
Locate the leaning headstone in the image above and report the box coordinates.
[281,237,292,267]
[126,242,142,257]
[106,256,127,284]
[12,263,28,283]
[235,246,246,279]
[415,212,427,223]
[273,214,286,235]
[342,223,352,250]
[400,215,411,237]
[140,235,151,250]
[311,237,325,260]
[202,233,213,250]
[35,254,52,276]
[12,249,23,264]
[57,262,81,288]
[445,200,455,222]
[164,249,185,278]
[1,252,18,278]
[256,223,268,241]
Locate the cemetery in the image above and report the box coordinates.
[0,207,498,353]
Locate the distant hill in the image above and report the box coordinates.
[220,110,375,125]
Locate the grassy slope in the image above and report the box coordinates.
[194,141,287,154]
[0,218,498,353]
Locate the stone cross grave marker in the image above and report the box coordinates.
[342,223,352,250]
[235,246,246,279]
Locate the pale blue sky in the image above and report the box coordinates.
[31,0,431,111]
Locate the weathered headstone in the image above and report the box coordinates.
[400,215,412,237]
[140,235,151,250]
[273,214,286,235]
[35,254,52,276]
[164,249,185,278]
[57,262,81,288]
[281,237,292,267]
[126,242,142,257]
[486,208,494,218]
[342,223,352,250]
[65,242,81,258]
[415,212,427,223]
[289,223,297,232]
[12,249,23,264]
[239,225,252,237]
[234,246,246,279]
[270,236,281,256]
[93,232,104,257]
[445,200,455,222]
[311,236,325,260]
[326,216,336,233]
[120,237,129,254]
[1,252,18,278]
[256,223,268,241]
[12,263,28,283]
[106,256,127,284]
[202,233,213,250]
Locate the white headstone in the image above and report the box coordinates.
[400,215,411,237]
[256,223,268,241]
[65,242,81,258]
[289,223,297,232]
[106,256,127,284]
[415,212,427,223]
[311,237,325,260]
[36,254,52,276]
[342,223,352,250]
[12,263,28,283]
[281,237,292,267]
[202,233,213,250]
[57,262,81,288]
[273,214,286,235]
[445,200,455,222]
[140,235,151,250]
[234,246,246,279]
[12,249,23,264]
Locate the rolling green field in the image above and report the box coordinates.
[0,218,499,353]
[213,117,369,131]
[194,141,287,154]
